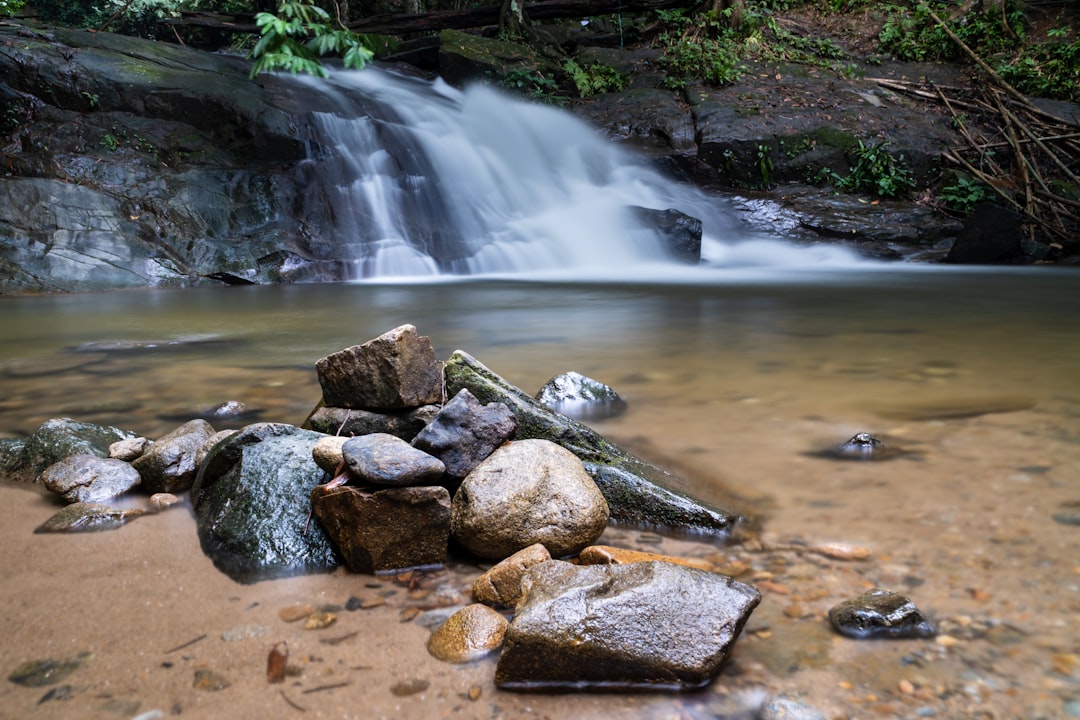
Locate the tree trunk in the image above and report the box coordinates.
[499,0,530,39]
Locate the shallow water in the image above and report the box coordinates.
[2,269,1079,718]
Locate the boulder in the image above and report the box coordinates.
[828,588,936,640]
[495,560,760,690]
[1,418,139,484]
[304,404,440,441]
[341,433,445,486]
[630,207,702,264]
[946,202,1026,264]
[450,439,609,560]
[444,350,739,534]
[191,423,338,583]
[535,370,627,421]
[315,325,442,410]
[310,484,451,574]
[426,603,509,663]
[472,543,552,607]
[131,419,216,494]
[39,454,142,503]
[410,388,517,480]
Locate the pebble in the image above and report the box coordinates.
[1053,512,1080,526]
[390,678,429,697]
[279,604,316,622]
[426,603,508,663]
[7,655,87,687]
[759,694,827,720]
[192,668,230,691]
[577,544,715,571]
[34,502,146,533]
[303,612,337,630]
[148,493,181,512]
[221,625,267,642]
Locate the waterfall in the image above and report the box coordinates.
[285,68,859,280]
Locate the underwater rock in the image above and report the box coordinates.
[39,454,141,503]
[809,432,909,461]
[2,418,139,483]
[131,419,216,494]
[341,433,445,486]
[426,603,509,663]
[310,483,451,573]
[444,350,739,535]
[411,388,517,480]
[7,654,89,687]
[472,543,552,607]
[35,502,146,533]
[451,440,609,561]
[315,324,442,410]
[535,371,627,421]
[191,423,338,583]
[828,588,936,639]
[495,560,760,690]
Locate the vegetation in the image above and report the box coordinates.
[249,1,373,78]
[563,60,626,98]
[825,140,914,199]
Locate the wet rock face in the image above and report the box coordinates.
[829,588,936,640]
[472,543,552,607]
[410,388,517,480]
[310,484,451,574]
[315,325,442,410]
[131,418,216,493]
[451,439,609,560]
[191,423,338,583]
[39,454,141,503]
[495,560,761,690]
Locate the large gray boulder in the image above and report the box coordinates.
[495,560,760,690]
[191,423,338,583]
[0,417,139,483]
[39,454,142,503]
[450,439,609,560]
[444,350,740,535]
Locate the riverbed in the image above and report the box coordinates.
[1,269,1078,718]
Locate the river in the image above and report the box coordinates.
[1,268,1078,718]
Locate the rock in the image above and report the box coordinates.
[472,543,552,607]
[195,429,235,469]
[759,695,828,720]
[191,423,339,583]
[148,492,182,512]
[410,388,517,480]
[946,202,1026,264]
[38,454,141,503]
[444,350,739,534]
[809,432,909,462]
[341,433,445,486]
[34,502,147,533]
[192,668,230,691]
[108,436,150,461]
[2,418,139,483]
[303,404,440,441]
[535,371,627,421]
[495,560,760,690]
[426,603,509,663]
[577,544,716,572]
[828,588,936,640]
[451,440,609,560]
[132,419,216,494]
[310,484,451,574]
[630,207,702,264]
[7,654,88,687]
[311,434,350,475]
[315,325,442,410]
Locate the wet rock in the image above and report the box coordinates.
[495,560,760,690]
[34,502,147,533]
[7,654,88,687]
[191,423,339,583]
[390,678,429,697]
[472,543,552,607]
[195,429,235,469]
[577,544,716,572]
[630,207,702,264]
[1053,512,1080,527]
[829,588,936,639]
[444,350,739,534]
[759,695,828,720]
[451,440,609,561]
[132,419,216,494]
[39,454,141,503]
[946,202,1026,264]
[810,432,908,461]
[311,434,349,475]
[108,436,150,462]
[148,493,182,512]
[315,325,442,410]
[303,612,337,630]
[410,388,517,480]
[311,484,451,573]
[426,603,509,663]
[535,371,627,421]
[341,433,445,486]
[304,404,440,442]
[2,418,139,483]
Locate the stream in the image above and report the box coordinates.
[1,269,1079,718]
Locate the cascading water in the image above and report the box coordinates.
[285,67,860,280]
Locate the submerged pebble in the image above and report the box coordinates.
[811,432,907,461]
[7,654,87,687]
[192,668,230,691]
[390,678,429,697]
[426,604,508,663]
[829,588,936,639]
[34,503,146,533]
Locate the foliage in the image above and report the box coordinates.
[563,60,626,97]
[877,1,1026,63]
[939,174,991,213]
[827,140,914,198]
[996,28,1080,103]
[250,1,374,78]
[500,69,566,105]
[0,0,25,16]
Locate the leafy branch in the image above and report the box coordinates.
[249,1,374,79]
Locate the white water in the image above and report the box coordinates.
[287,68,862,281]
